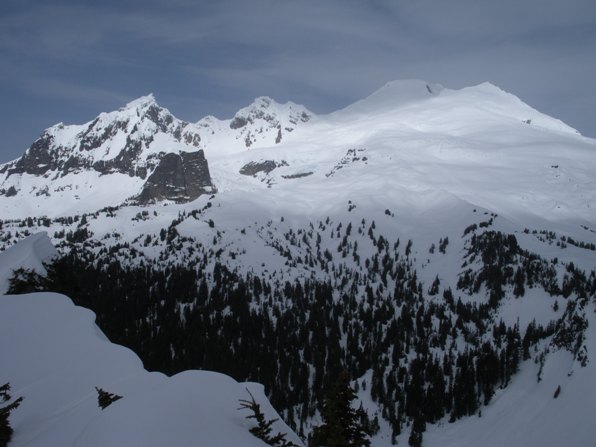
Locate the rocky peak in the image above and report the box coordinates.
[230,96,311,129]
[127,95,177,131]
[228,97,312,147]
[1,93,204,181]
[122,93,157,111]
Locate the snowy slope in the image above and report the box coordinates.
[354,309,596,447]
[422,301,596,447]
[0,236,301,447]
[193,79,595,239]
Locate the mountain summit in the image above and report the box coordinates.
[333,79,444,116]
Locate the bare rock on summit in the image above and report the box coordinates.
[136,150,214,204]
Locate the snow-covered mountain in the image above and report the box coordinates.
[0,94,310,216]
[0,80,595,447]
[0,80,592,223]
[197,95,312,155]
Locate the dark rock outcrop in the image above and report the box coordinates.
[136,150,214,204]
[4,186,18,197]
[239,160,288,176]
[8,133,56,176]
[282,172,313,179]
[79,119,128,152]
[230,116,249,129]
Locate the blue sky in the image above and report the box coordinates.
[1,0,595,162]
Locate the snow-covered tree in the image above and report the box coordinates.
[95,387,122,410]
[239,389,297,447]
[0,383,23,447]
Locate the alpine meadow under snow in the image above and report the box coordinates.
[0,80,595,446]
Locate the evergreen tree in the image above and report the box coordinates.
[408,415,425,447]
[95,387,122,410]
[311,371,371,447]
[239,389,297,447]
[0,383,23,447]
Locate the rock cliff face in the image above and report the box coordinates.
[6,132,57,176]
[136,151,214,204]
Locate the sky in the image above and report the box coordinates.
[1,0,595,163]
